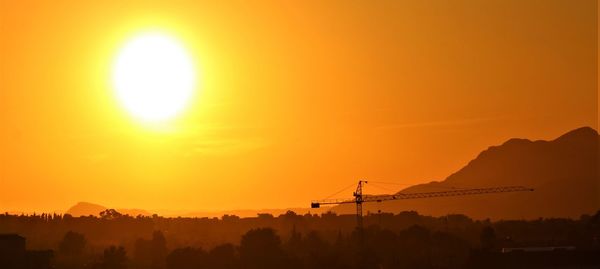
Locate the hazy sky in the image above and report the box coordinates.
[0,0,597,213]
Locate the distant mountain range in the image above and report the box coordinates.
[173,207,329,218]
[65,201,328,218]
[66,127,599,220]
[65,202,152,217]
[332,127,599,219]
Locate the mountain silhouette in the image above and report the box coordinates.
[63,127,598,220]
[66,202,152,217]
[333,127,599,219]
[64,202,326,218]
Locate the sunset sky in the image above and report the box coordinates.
[0,0,597,213]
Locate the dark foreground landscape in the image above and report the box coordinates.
[1,208,600,269]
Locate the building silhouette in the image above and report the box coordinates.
[0,234,53,269]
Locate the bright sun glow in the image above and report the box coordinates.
[112,32,195,122]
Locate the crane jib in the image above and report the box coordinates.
[310,181,534,228]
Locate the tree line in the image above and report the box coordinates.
[1,209,599,268]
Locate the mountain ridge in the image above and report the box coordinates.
[330,126,599,219]
[63,127,599,220]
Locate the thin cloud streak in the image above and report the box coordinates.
[376,116,507,131]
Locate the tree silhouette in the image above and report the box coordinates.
[97,246,127,269]
[208,244,236,269]
[480,226,496,251]
[100,209,123,220]
[134,231,168,268]
[396,225,432,268]
[151,231,168,266]
[239,228,285,269]
[166,247,206,269]
[430,231,469,269]
[302,231,333,269]
[57,231,86,268]
[59,231,86,257]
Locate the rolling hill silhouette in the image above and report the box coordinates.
[333,127,599,219]
[65,202,152,217]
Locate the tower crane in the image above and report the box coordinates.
[311,180,533,229]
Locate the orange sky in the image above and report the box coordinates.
[0,0,597,213]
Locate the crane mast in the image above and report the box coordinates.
[311,180,533,230]
[353,180,365,229]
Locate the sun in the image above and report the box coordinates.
[112,32,196,122]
